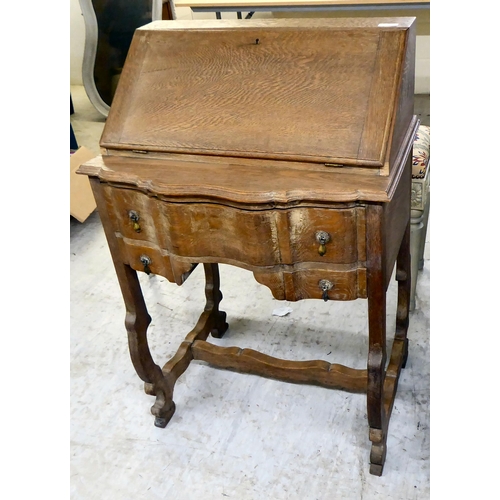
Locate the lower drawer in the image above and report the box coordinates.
[254,265,367,302]
[117,238,197,285]
[118,236,366,300]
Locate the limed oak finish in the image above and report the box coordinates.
[78,18,418,476]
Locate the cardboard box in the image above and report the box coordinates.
[70,147,97,222]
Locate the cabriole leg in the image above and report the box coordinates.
[118,263,176,428]
[366,204,388,476]
[144,263,228,427]
[205,263,229,339]
[367,287,388,476]
[366,211,412,476]
[88,178,176,427]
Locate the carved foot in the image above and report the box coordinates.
[369,458,385,476]
[151,385,175,428]
[369,428,387,476]
[211,310,229,339]
[153,402,176,428]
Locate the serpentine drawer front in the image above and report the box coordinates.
[102,184,367,299]
[77,18,418,476]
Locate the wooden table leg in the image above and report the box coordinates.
[115,262,177,428]
[366,208,411,475]
[366,205,388,476]
[204,263,229,339]
[89,179,178,427]
[89,179,230,427]
[144,263,228,427]
[103,257,228,429]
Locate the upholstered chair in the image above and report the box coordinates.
[410,125,430,310]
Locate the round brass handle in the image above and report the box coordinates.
[140,255,152,275]
[315,231,331,256]
[129,210,141,233]
[319,279,334,302]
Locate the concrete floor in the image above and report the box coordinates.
[70,85,430,499]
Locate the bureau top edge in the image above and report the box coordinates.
[139,17,416,31]
[77,152,409,205]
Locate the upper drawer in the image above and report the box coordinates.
[103,185,365,269]
[103,185,281,267]
[160,202,281,267]
[282,207,363,265]
[104,185,158,242]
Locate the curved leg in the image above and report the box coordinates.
[366,212,411,476]
[366,205,388,476]
[88,178,176,426]
[366,284,388,475]
[116,263,176,427]
[205,263,229,339]
[372,222,411,472]
[143,263,228,427]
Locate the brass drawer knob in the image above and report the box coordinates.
[140,255,152,275]
[319,279,334,302]
[128,210,141,233]
[315,231,331,256]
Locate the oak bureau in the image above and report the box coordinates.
[78,17,418,475]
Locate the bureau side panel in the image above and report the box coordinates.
[383,155,412,287]
[388,23,416,175]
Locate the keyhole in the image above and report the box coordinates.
[255,38,260,45]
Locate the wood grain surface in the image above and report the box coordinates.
[191,340,368,392]
[102,18,415,168]
[78,18,417,476]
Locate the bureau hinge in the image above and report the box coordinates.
[324,163,344,168]
[132,149,149,154]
